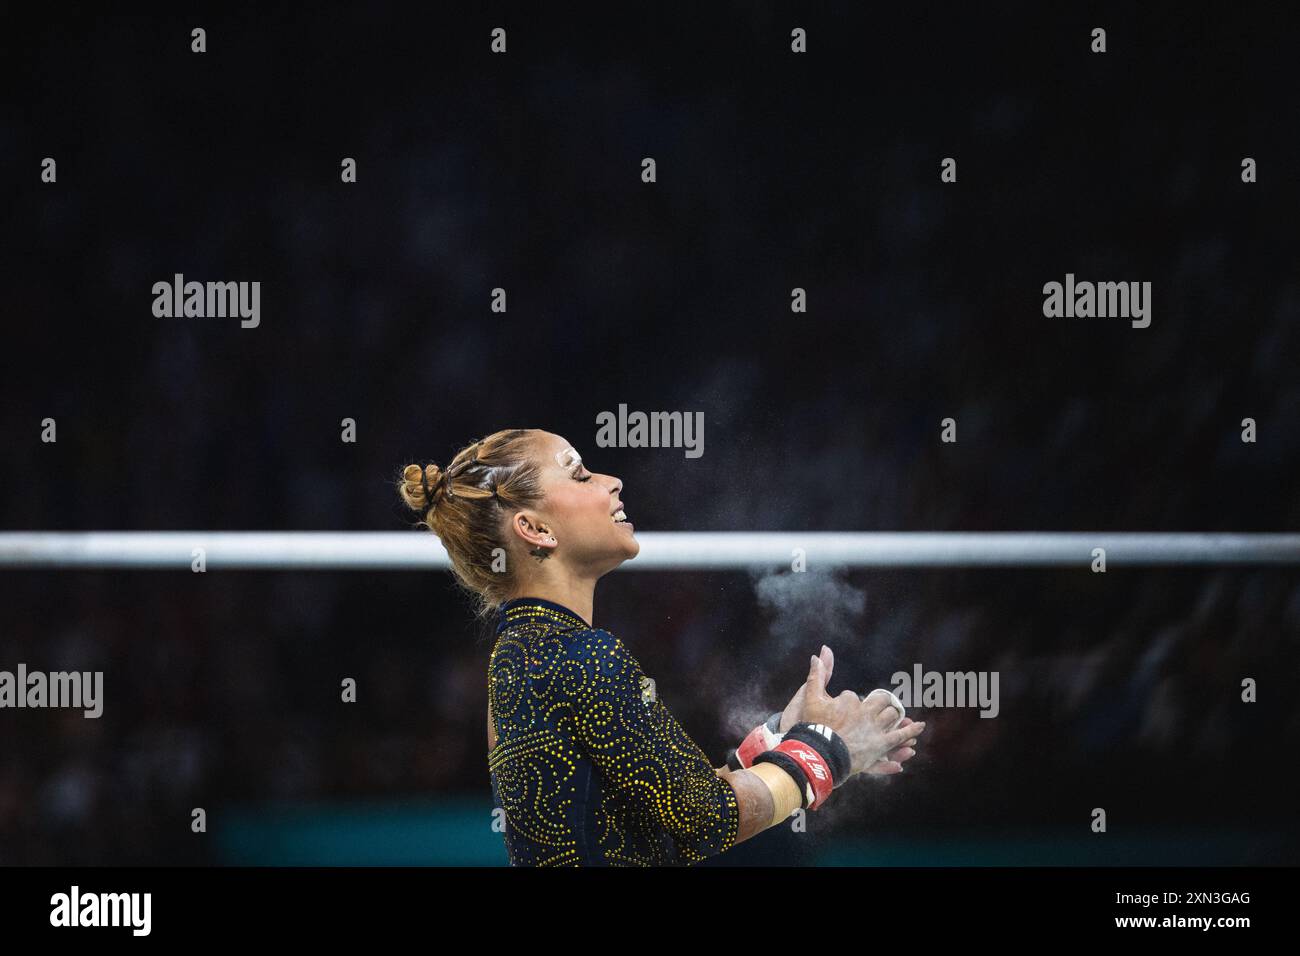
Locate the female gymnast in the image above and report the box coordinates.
[398,427,925,866]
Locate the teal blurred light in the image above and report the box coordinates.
[215,798,507,866]
[215,806,1279,867]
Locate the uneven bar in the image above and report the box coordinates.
[0,532,1298,570]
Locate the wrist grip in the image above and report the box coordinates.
[753,722,851,811]
[725,711,783,770]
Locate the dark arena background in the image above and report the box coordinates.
[3,0,1297,938]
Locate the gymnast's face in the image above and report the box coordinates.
[524,430,639,572]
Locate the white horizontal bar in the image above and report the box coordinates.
[0,532,1297,570]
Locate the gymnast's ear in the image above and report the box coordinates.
[508,510,556,551]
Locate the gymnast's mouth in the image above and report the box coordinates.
[611,509,628,523]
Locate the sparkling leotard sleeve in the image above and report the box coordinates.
[558,626,740,862]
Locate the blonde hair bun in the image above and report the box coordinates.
[400,462,443,516]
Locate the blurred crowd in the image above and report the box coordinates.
[1,561,1296,863]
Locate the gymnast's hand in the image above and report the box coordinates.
[777,647,921,774]
[783,645,926,779]
[864,716,920,776]
[776,644,835,735]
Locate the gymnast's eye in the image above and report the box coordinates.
[574,469,592,482]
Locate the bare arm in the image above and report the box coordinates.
[715,766,780,844]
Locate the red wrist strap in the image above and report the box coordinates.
[772,737,835,810]
[735,723,771,769]
[732,713,783,769]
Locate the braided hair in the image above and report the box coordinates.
[398,429,547,617]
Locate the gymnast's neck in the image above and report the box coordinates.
[507,571,597,628]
